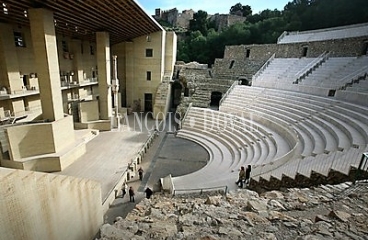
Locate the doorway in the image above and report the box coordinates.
[171,81,183,109]
[302,46,308,57]
[362,42,368,56]
[144,93,153,112]
[210,91,222,108]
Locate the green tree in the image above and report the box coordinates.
[189,10,208,36]
[176,0,368,65]
[230,3,252,17]
[187,31,209,63]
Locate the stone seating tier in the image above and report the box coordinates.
[278,24,368,44]
[224,86,368,189]
[183,109,282,164]
[232,87,368,146]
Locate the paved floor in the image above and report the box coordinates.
[57,113,159,202]
[103,117,209,224]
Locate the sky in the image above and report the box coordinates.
[136,0,292,16]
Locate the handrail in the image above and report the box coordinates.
[354,152,368,184]
[219,79,239,106]
[173,185,228,196]
[294,51,330,84]
[295,51,328,77]
[277,31,288,44]
[252,53,275,82]
[340,66,368,88]
[179,102,192,129]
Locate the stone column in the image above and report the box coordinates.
[28,8,64,121]
[96,32,111,120]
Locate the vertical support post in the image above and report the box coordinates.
[29,8,64,121]
[111,55,120,128]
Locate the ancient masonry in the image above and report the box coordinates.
[99,182,368,240]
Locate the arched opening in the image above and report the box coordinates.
[210,91,222,108]
[171,81,182,109]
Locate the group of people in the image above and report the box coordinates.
[235,165,252,188]
[120,166,153,203]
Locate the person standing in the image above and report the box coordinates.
[121,182,128,198]
[144,187,153,199]
[128,186,135,202]
[235,166,246,188]
[138,167,144,181]
[245,165,252,185]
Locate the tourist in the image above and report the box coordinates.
[138,167,144,181]
[121,182,128,198]
[129,186,135,202]
[245,165,252,185]
[144,187,153,199]
[235,166,246,188]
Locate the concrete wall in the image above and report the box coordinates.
[24,95,41,110]
[0,167,103,240]
[165,32,177,74]
[79,100,99,122]
[11,99,25,115]
[6,116,74,160]
[121,31,166,111]
[0,22,97,116]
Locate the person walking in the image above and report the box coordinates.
[138,167,144,181]
[245,165,252,185]
[235,166,246,188]
[121,182,128,198]
[128,186,135,202]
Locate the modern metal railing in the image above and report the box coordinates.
[294,51,330,83]
[219,79,239,106]
[252,53,275,82]
[340,66,368,89]
[354,152,368,184]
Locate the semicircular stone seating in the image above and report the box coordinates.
[173,104,300,192]
[173,85,368,193]
[221,86,368,186]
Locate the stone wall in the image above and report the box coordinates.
[176,10,194,29]
[224,44,278,61]
[0,167,103,240]
[99,182,368,239]
[175,64,234,108]
[213,36,368,86]
[276,37,368,57]
[154,8,194,29]
[209,14,247,32]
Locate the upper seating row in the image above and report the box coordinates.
[278,24,368,44]
[299,56,368,89]
[253,56,368,92]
